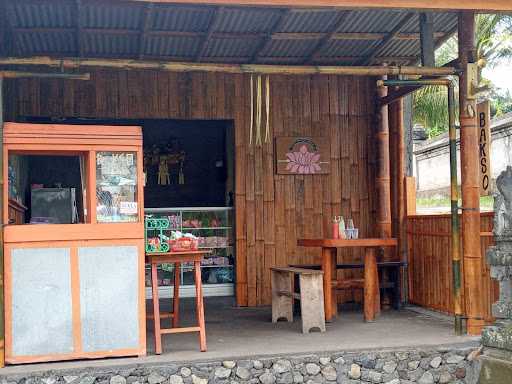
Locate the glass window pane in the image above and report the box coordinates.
[96,152,138,223]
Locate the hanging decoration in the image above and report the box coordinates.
[255,75,262,146]
[248,74,271,146]
[144,140,186,186]
[265,75,270,144]
[249,75,254,146]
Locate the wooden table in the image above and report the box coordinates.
[145,250,209,354]
[297,238,397,322]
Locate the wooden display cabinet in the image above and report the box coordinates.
[2,123,146,364]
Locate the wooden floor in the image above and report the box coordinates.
[1,297,479,375]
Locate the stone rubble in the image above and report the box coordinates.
[1,346,480,384]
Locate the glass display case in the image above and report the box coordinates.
[144,207,234,297]
[96,152,138,223]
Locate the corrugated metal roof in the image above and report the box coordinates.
[214,8,282,33]
[277,11,341,33]
[144,35,202,58]
[2,1,460,66]
[149,5,213,32]
[16,31,76,55]
[82,33,139,57]
[8,2,75,28]
[82,4,143,29]
[378,39,420,57]
[203,37,262,58]
[319,39,380,58]
[259,38,321,57]
[337,9,408,33]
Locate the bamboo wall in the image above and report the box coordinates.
[407,212,498,320]
[4,69,378,306]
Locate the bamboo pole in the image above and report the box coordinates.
[381,78,462,334]
[376,77,392,240]
[395,98,407,306]
[458,11,484,336]
[0,71,90,80]
[0,56,458,77]
[448,83,463,335]
[376,76,392,309]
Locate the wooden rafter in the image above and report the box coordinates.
[122,0,512,12]
[419,12,435,66]
[196,7,223,62]
[76,0,84,57]
[10,26,448,42]
[359,12,416,66]
[307,11,351,63]
[138,3,153,59]
[0,56,458,76]
[381,24,459,105]
[251,8,289,62]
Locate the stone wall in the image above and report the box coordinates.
[413,113,512,198]
[0,346,483,384]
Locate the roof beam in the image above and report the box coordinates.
[419,12,435,66]
[307,11,351,63]
[138,3,153,59]
[196,7,224,62]
[0,56,458,77]
[251,8,290,62]
[381,25,459,105]
[11,26,448,42]
[123,0,512,12]
[359,12,416,66]
[76,0,84,57]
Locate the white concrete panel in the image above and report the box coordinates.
[11,247,73,356]
[79,246,139,352]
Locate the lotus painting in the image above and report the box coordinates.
[275,137,330,175]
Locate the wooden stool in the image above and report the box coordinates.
[146,251,209,354]
[271,267,326,333]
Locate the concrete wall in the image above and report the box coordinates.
[414,114,512,198]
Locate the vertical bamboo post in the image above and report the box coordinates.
[0,76,4,367]
[376,75,392,308]
[458,11,484,335]
[448,83,463,335]
[376,77,392,240]
[395,99,406,305]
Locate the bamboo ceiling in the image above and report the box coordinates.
[0,0,459,66]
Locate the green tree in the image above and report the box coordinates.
[413,14,512,138]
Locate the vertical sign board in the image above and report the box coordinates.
[477,101,492,196]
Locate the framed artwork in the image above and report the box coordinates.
[275,136,330,175]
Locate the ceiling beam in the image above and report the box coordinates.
[359,12,416,66]
[76,0,84,57]
[122,0,512,12]
[0,56,458,77]
[196,7,224,61]
[138,3,153,59]
[381,24,459,104]
[251,8,290,62]
[306,11,351,63]
[419,12,435,66]
[10,26,448,41]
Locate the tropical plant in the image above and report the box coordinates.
[413,14,512,138]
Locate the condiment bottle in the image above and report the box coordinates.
[332,217,339,239]
[338,216,346,239]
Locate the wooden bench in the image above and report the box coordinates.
[290,261,407,310]
[271,267,326,334]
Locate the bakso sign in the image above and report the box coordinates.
[477,101,492,196]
